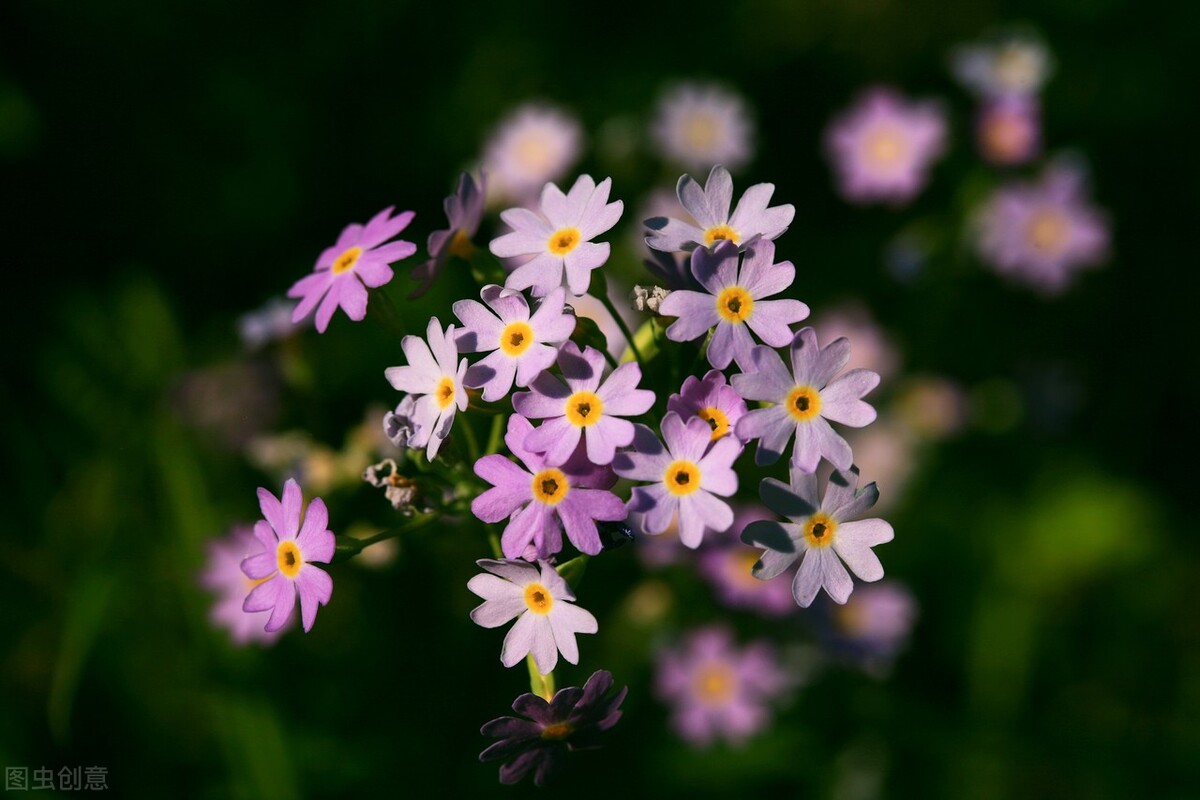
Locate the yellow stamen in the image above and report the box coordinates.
[276,540,303,579]
[785,386,822,422]
[564,391,603,427]
[523,581,555,614]
[704,224,740,246]
[715,286,754,324]
[693,663,736,704]
[1027,210,1068,253]
[864,128,906,167]
[698,407,730,440]
[331,246,363,275]
[663,460,701,497]
[447,229,475,260]
[541,722,573,740]
[499,321,534,357]
[803,512,837,549]
[547,227,581,256]
[515,135,552,171]
[435,376,456,409]
[531,468,569,505]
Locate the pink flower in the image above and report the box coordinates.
[199,525,288,644]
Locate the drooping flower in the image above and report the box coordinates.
[288,206,417,333]
[513,343,655,466]
[659,239,809,371]
[733,327,879,472]
[482,105,583,205]
[453,285,575,402]
[199,524,288,644]
[951,33,1053,99]
[743,466,893,607]
[824,88,947,205]
[812,581,917,675]
[472,415,626,559]
[696,505,797,617]
[240,479,335,632]
[650,83,754,173]
[614,413,740,549]
[973,161,1109,294]
[656,626,787,747]
[668,369,749,443]
[489,175,624,297]
[645,165,794,253]
[382,394,422,450]
[468,558,598,673]
[383,317,468,459]
[410,172,486,298]
[479,669,626,787]
[976,95,1040,166]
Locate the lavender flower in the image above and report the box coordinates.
[453,285,575,402]
[614,413,740,549]
[288,206,417,333]
[668,369,748,443]
[238,298,299,350]
[659,239,808,371]
[824,88,947,205]
[743,466,893,607]
[645,165,794,253]
[650,83,754,173]
[813,581,917,674]
[482,104,583,205]
[199,525,286,644]
[410,172,486,298]
[479,669,626,787]
[490,175,624,297]
[383,317,468,459]
[472,415,626,559]
[382,394,421,449]
[974,161,1109,294]
[733,327,879,472]
[240,479,335,632]
[696,505,797,617]
[513,343,655,467]
[952,34,1053,99]
[468,559,598,674]
[656,626,787,747]
[976,96,1040,166]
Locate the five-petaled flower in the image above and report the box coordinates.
[384,317,469,460]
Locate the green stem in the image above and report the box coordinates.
[487,529,503,559]
[332,513,438,562]
[526,655,556,701]
[459,415,481,463]
[598,346,618,370]
[485,413,505,456]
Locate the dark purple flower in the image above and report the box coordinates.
[479,670,627,787]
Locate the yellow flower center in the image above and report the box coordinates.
[864,128,906,167]
[276,540,303,579]
[516,135,552,171]
[547,227,581,256]
[540,722,573,740]
[693,663,737,704]
[704,224,740,246]
[683,111,719,151]
[531,468,569,505]
[803,512,837,549]
[447,229,475,260]
[499,321,534,357]
[1027,210,1068,253]
[564,391,603,427]
[435,376,457,409]
[523,581,555,614]
[785,386,822,422]
[331,246,363,275]
[715,286,754,324]
[663,460,701,496]
[698,406,729,440]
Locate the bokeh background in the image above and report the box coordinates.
[3,0,1198,797]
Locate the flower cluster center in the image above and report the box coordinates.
[803,512,837,549]
[715,286,754,324]
[331,246,363,275]
[532,468,569,505]
[564,391,603,427]
[785,386,822,422]
[547,227,581,256]
[663,460,701,496]
[435,376,457,409]
[276,540,303,579]
[704,224,740,246]
[698,407,730,440]
[499,321,534,357]
[523,581,555,615]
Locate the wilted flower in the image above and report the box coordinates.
[650,83,754,173]
[645,165,794,253]
[482,104,583,204]
[410,172,486,298]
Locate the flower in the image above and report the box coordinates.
[238,298,299,350]
[199,525,287,644]
[453,285,575,402]
[808,302,901,382]
[668,369,749,443]
[824,88,947,205]
[472,415,626,559]
[468,558,598,673]
[656,626,787,747]
[743,466,893,606]
[489,175,624,297]
[650,83,754,173]
[696,505,796,617]
[383,317,468,459]
[479,669,626,787]
[952,34,1053,99]
[658,239,808,371]
[812,581,917,675]
[288,206,416,333]
[973,161,1109,294]
[410,172,486,298]
[240,479,335,632]
[644,165,794,253]
[512,343,655,466]
[482,104,583,205]
[614,413,740,549]
[382,394,421,449]
[976,96,1040,166]
[733,327,879,472]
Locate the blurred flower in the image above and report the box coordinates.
[836,419,917,513]
[894,375,968,440]
[813,581,917,675]
[410,172,486,298]
[482,104,583,205]
[973,160,1109,294]
[976,95,1040,166]
[645,165,794,253]
[733,327,879,473]
[453,285,575,402]
[513,343,654,466]
[668,368,749,443]
[631,510,687,568]
[614,413,741,549]
[490,175,623,297]
[384,317,468,460]
[468,558,598,674]
[237,297,299,350]
[288,206,417,333]
[660,240,808,371]
[656,626,787,747]
[952,33,1053,98]
[199,525,287,644]
[479,669,626,787]
[697,505,796,616]
[472,415,625,560]
[650,83,753,173]
[809,302,901,383]
[173,361,281,451]
[824,88,947,205]
[744,466,893,607]
[240,479,335,633]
